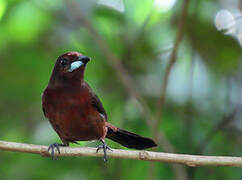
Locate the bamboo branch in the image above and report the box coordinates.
[0,141,242,167]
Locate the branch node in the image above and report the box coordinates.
[139,151,149,160]
[40,147,50,157]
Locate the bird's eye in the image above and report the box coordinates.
[60,59,68,66]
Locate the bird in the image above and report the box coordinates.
[42,51,157,161]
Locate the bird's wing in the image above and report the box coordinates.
[42,91,48,117]
[84,82,108,121]
[91,93,108,121]
[42,107,46,117]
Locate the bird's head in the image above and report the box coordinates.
[49,52,91,86]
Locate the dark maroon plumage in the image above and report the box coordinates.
[42,52,157,161]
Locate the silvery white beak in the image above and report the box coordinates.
[68,61,84,72]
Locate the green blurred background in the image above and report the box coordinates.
[1,0,242,179]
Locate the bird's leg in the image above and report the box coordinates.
[48,142,68,160]
[96,139,112,162]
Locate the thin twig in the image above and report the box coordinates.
[196,109,237,154]
[1,141,242,166]
[154,0,190,137]
[195,78,235,154]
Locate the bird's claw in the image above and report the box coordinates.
[48,143,64,160]
[96,141,112,162]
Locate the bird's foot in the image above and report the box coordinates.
[96,140,112,162]
[48,143,67,160]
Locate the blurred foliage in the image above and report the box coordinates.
[185,17,241,75]
[0,0,242,179]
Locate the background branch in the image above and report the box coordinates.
[1,141,242,167]
[154,0,190,136]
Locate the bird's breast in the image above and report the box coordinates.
[43,87,105,141]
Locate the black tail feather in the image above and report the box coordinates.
[107,127,157,150]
